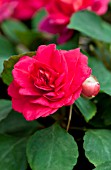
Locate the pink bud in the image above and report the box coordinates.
[81,75,100,99]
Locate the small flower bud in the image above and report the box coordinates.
[81,75,100,99]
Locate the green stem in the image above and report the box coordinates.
[66,105,73,132]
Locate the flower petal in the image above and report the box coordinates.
[39,16,68,34]
[23,103,58,121]
[14,56,36,72]
[8,81,20,98]
[63,49,91,93]
[34,44,56,64]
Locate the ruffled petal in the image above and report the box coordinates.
[19,87,41,96]
[34,44,56,64]
[14,56,36,72]
[69,53,91,93]
[8,81,20,98]
[23,102,58,121]
[63,49,91,90]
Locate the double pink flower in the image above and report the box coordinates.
[8,44,91,121]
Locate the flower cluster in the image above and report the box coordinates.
[39,0,110,43]
[0,0,109,43]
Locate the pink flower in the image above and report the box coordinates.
[0,0,46,21]
[89,0,110,15]
[12,0,47,20]
[81,75,100,98]
[39,17,74,44]
[8,44,91,121]
[0,0,17,22]
[39,0,110,43]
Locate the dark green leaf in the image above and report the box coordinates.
[0,100,11,121]
[84,130,111,166]
[27,124,78,170]
[0,110,42,137]
[75,97,97,122]
[98,95,111,126]
[0,134,27,170]
[1,52,36,85]
[68,10,111,43]
[89,94,111,128]
[89,57,111,96]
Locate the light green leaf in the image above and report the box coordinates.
[68,10,111,43]
[0,35,16,73]
[27,124,78,170]
[0,100,11,121]
[84,130,111,166]
[1,19,28,43]
[75,97,97,122]
[15,30,44,51]
[1,52,36,85]
[0,134,27,170]
[89,57,111,96]
[15,31,42,47]
[94,161,111,170]
[32,9,47,30]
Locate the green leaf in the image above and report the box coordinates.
[89,94,111,128]
[0,134,27,170]
[0,100,11,121]
[0,110,42,137]
[16,31,42,47]
[0,35,16,73]
[84,130,111,166]
[15,30,44,51]
[27,124,78,170]
[68,10,111,43]
[32,9,47,30]
[98,95,111,126]
[1,19,28,43]
[89,57,111,96]
[1,51,36,85]
[94,161,111,170]
[75,97,97,122]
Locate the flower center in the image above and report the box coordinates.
[34,68,55,91]
[39,68,49,81]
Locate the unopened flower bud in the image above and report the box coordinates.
[81,75,100,99]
